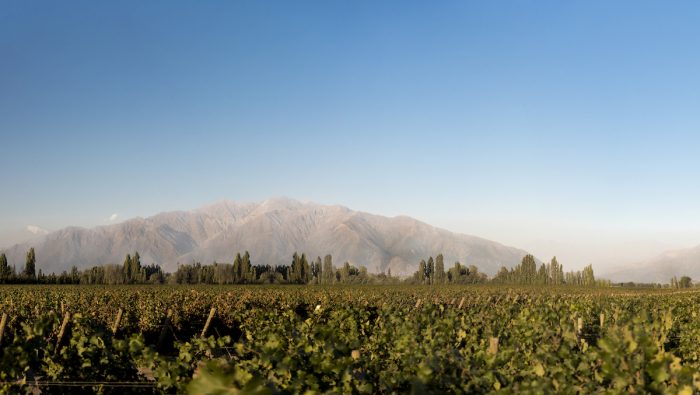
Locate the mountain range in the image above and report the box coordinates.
[0,198,532,276]
[603,245,700,283]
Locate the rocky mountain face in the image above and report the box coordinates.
[1,198,532,275]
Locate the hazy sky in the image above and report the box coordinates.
[2,1,700,269]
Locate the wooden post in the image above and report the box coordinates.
[415,299,422,308]
[577,317,583,335]
[488,337,499,355]
[55,312,71,352]
[157,309,172,349]
[458,297,465,309]
[200,307,216,338]
[0,313,7,346]
[599,313,605,328]
[112,308,123,335]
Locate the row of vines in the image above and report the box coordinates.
[0,285,699,393]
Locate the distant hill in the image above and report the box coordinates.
[0,198,533,275]
[604,245,700,283]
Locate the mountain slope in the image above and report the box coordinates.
[1,198,532,275]
[604,245,700,283]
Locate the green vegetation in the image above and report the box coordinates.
[23,248,36,281]
[671,275,694,289]
[3,248,698,289]
[0,285,699,393]
[0,249,608,286]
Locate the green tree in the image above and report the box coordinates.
[24,247,36,281]
[122,252,143,283]
[448,262,466,283]
[340,261,351,283]
[322,255,334,284]
[300,253,310,283]
[671,276,678,289]
[122,254,132,283]
[232,253,243,283]
[131,252,143,282]
[242,251,252,282]
[311,256,322,283]
[537,263,547,285]
[679,276,692,289]
[493,266,510,283]
[426,257,434,284]
[288,253,310,284]
[548,256,562,285]
[582,264,595,286]
[434,254,445,284]
[0,253,11,283]
[416,259,427,284]
[520,254,537,284]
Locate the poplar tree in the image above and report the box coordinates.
[300,253,310,283]
[24,247,36,281]
[233,253,243,283]
[0,253,10,283]
[434,254,445,284]
[582,264,595,286]
[340,261,351,283]
[417,260,426,283]
[426,257,434,284]
[312,256,322,283]
[549,256,562,285]
[521,254,537,284]
[242,251,252,282]
[679,276,692,288]
[322,255,334,284]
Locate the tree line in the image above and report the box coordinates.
[404,254,606,286]
[491,255,601,286]
[0,248,690,287]
[0,249,385,285]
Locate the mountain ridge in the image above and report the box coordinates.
[603,244,700,283]
[1,198,533,275]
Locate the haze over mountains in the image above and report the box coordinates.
[603,245,700,283]
[0,198,532,276]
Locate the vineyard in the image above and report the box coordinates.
[0,285,699,394]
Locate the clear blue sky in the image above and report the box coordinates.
[2,1,700,267]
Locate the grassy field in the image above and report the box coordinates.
[0,285,698,393]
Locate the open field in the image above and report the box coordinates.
[0,285,699,393]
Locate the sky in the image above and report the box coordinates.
[2,1,700,270]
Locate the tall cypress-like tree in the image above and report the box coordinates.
[537,263,547,285]
[549,256,562,285]
[233,253,243,283]
[417,260,426,283]
[312,256,322,283]
[520,254,537,284]
[242,251,252,282]
[340,261,351,283]
[322,254,334,284]
[582,264,595,286]
[122,254,132,283]
[434,254,445,284]
[24,247,36,281]
[300,253,310,283]
[290,253,300,283]
[426,257,434,284]
[0,253,10,283]
[131,252,142,283]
